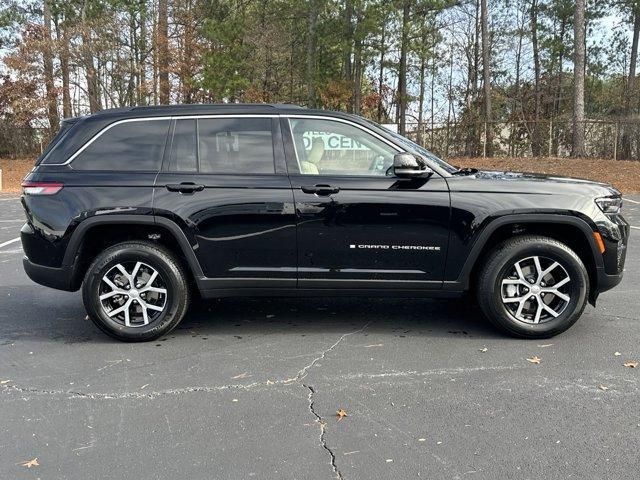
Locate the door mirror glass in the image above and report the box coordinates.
[393,153,433,178]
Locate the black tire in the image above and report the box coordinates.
[82,241,190,342]
[477,235,589,338]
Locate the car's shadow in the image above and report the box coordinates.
[0,288,503,344]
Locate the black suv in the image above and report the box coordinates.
[21,104,629,341]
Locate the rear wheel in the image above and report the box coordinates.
[477,235,589,338]
[82,241,190,341]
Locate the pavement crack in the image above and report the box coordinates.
[294,321,371,480]
[305,384,344,480]
[295,320,372,382]
[1,381,287,400]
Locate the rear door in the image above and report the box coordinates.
[153,115,297,290]
[283,116,450,290]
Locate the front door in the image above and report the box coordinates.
[283,116,450,290]
[153,116,297,290]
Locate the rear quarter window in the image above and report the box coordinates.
[72,119,170,171]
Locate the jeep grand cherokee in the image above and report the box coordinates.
[20,104,629,341]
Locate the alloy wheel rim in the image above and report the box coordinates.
[500,256,571,324]
[99,262,168,327]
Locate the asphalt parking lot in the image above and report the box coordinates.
[1,192,639,479]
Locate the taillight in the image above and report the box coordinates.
[21,181,64,195]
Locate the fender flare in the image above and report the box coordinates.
[62,214,205,278]
[453,213,603,290]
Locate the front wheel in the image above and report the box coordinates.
[82,241,190,342]
[477,235,589,338]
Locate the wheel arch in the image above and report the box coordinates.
[64,215,204,290]
[457,214,602,298]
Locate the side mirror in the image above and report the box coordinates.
[393,153,433,178]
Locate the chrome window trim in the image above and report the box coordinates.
[50,114,279,166]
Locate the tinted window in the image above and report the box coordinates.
[169,119,197,172]
[198,118,274,174]
[73,120,170,171]
[168,118,275,174]
[288,118,396,176]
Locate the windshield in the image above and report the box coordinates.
[358,117,458,174]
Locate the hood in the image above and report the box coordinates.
[454,169,621,197]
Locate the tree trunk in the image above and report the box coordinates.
[307,0,318,107]
[530,0,542,156]
[621,11,640,160]
[397,2,410,135]
[158,0,170,104]
[57,15,72,118]
[572,0,586,157]
[480,0,493,156]
[343,0,353,99]
[417,54,426,145]
[352,11,363,114]
[377,26,386,122]
[43,0,60,134]
[81,1,101,113]
[139,0,149,105]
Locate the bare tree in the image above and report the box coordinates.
[572,0,586,157]
[158,0,170,104]
[43,0,60,134]
[480,0,493,156]
[307,0,318,107]
[621,7,640,159]
[397,2,410,135]
[81,0,101,113]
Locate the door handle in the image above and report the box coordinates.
[300,184,340,196]
[165,182,205,193]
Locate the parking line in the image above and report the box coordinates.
[0,237,20,249]
[625,198,640,204]
[631,226,640,230]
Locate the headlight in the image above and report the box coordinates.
[595,196,622,214]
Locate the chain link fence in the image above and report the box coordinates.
[401,119,640,161]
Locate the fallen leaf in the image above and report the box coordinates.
[266,379,275,385]
[0,380,10,384]
[20,458,39,468]
[140,384,149,389]
[336,408,348,421]
[598,384,609,391]
[231,372,249,379]
[623,361,638,368]
[479,348,488,353]
[527,356,541,364]
[385,459,393,463]
[418,438,426,442]
[614,352,622,356]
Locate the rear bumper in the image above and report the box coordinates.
[23,256,78,291]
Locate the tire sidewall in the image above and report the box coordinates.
[83,244,187,341]
[486,240,588,337]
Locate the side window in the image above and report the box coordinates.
[73,120,170,171]
[169,119,197,172]
[168,117,276,174]
[288,118,397,176]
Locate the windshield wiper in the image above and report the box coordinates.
[452,167,478,175]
